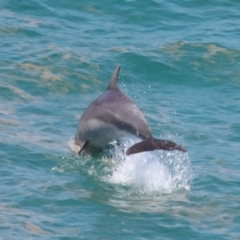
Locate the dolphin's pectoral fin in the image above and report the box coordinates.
[78,141,89,155]
[126,138,187,155]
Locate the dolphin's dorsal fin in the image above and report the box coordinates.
[107,65,121,90]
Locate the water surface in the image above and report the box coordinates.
[1,0,240,239]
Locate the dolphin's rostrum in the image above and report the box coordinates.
[75,66,187,155]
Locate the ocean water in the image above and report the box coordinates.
[1,0,240,239]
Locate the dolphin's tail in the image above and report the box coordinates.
[126,137,187,156]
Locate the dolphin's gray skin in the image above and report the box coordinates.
[75,66,187,155]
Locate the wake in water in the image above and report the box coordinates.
[52,137,193,195]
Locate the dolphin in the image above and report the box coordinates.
[75,66,187,155]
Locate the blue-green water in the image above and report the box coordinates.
[1,0,240,239]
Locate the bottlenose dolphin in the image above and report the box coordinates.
[75,66,186,155]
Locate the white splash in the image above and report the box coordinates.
[68,137,192,195]
[107,138,192,194]
[68,137,81,153]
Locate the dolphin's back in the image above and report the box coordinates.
[75,88,152,148]
[95,89,152,138]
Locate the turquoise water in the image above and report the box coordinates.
[1,0,240,239]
